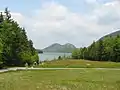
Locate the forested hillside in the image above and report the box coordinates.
[0,8,39,68]
[100,30,120,40]
[72,35,120,62]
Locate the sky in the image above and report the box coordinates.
[0,0,120,49]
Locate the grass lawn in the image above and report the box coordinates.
[0,69,120,90]
[36,59,120,68]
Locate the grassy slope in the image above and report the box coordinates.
[0,69,120,90]
[37,59,120,68]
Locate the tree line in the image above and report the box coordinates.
[0,8,39,68]
[72,35,120,62]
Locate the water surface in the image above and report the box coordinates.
[39,52,71,61]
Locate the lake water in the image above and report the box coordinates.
[38,52,71,61]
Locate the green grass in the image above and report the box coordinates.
[0,69,120,90]
[36,59,120,68]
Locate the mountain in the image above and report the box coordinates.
[100,30,120,40]
[43,43,76,53]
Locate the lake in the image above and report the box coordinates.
[38,52,71,61]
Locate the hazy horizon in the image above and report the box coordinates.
[0,0,120,49]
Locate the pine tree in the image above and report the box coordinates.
[4,7,11,20]
[113,36,120,62]
[0,8,39,68]
[0,12,4,23]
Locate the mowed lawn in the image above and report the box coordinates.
[0,69,120,90]
[36,59,120,68]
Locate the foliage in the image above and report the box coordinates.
[0,8,39,68]
[72,35,120,62]
[58,56,62,60]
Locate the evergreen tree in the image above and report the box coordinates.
[96,40,104,61]
[72,35,120,62]
[113,36,120,62]
[0,8,39,68]
[4,7,11,20]
[0,12,4,23]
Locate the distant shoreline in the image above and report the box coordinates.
[42,51,74,53]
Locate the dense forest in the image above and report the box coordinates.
[0,8,39,68]
[72,35,120,62]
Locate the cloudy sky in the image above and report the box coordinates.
[0,0,120,49]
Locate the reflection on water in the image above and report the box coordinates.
[38,52,71,61]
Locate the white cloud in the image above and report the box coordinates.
[2,1,120,49]
[11,13,25,25]
[89,0,120,33]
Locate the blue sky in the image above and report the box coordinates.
[0,0,120,48]
[0,0,113,14]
